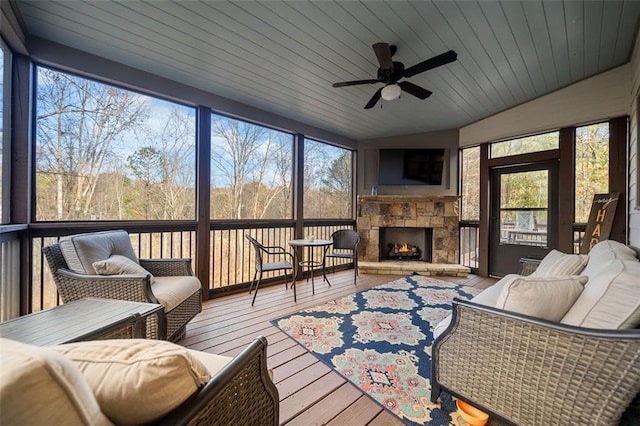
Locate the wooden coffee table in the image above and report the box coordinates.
[0,298,163,345]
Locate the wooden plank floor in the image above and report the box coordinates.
[180,270,498,425]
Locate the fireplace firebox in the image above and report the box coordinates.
[379,227,432,262]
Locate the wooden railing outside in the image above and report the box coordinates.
[0,225,26,321]
[459,221,479,272]
[28,219,355,312]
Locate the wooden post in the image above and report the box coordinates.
[196,107,211,300]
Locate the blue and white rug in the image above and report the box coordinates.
[272,275,481,425]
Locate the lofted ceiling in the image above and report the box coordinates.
[14,0,640,141]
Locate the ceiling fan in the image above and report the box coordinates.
[332,43,457,109]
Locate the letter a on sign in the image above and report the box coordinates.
[580,193,619,254]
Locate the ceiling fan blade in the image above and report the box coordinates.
[332,79,380,88]
[399,81,432,100]
[364,88,382,109]
[403,50,458,78]
[372,42,393,70]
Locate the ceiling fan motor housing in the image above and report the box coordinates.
[378,62,405,83]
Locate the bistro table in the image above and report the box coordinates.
[0,297,164,346]
[287,238,333,302]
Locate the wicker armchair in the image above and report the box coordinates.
[157,336,279,426]
[431,299,640,425]
[43,240,202,342]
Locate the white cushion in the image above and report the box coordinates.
[433,276,514,339]
[59,230,138,274]
[530,250,588,277]
[561,259,640,329]
[152,275,201,312]
[580,240,638,277]
[53,339,211,425]
[186,349,232,375]
[495,275,587,321]
[0,338,112,426]
[93,254,154,283]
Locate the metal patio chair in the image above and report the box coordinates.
[245,234,294,306]
[326,229,360,286]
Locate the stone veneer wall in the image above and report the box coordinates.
[357,195,460,264]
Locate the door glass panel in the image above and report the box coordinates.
[499,170,548,247]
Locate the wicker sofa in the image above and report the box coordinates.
[1,336,279,426]
[431,240,640,425]
[43,230,202,342]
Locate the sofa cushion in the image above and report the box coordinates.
[561,259,640,329]
[186,349,232,375]
[93,254,154,283]
[530,249,588,277]
[0,338,112,426]
[59,230,138,275]
[495,275,587,321]
[53,339,211,425]
[152,275,201,312]
[433,276,514,339]
[580,240,638,277]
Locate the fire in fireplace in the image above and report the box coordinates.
[387,243,421,260]
[379,227,432,262]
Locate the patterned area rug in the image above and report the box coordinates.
[272,275,482,425]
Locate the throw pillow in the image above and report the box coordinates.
[530,249,588,277]
[561,259,640,329]
[93,254,154,282]
[53,339,211,425]
[495,275,588,322]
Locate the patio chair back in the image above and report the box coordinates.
[331,229,360,252]
[327,229,360,286]
[246,234,266,271]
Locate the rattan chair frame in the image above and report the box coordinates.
[431,299,640,425]
[43,242,202,342]
[156,336,279,426]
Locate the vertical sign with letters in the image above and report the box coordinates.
[580,193,620,254]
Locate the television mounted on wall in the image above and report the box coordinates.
[377,148,445,185]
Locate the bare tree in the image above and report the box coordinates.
[36,68,148,220]
[211,117,292,219]
[144,108,195,220]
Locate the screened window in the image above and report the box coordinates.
[35,66,197,221]
[575,122,609,223]
[304,139,353,219]
[210,113,293,219]
[460,146,480,221]
[0,43,5,223]
[490,132,559,158]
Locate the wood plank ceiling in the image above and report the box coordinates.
[15,0,640,141]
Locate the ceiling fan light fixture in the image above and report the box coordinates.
[381,83,401,101]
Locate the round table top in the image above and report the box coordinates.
[288,238,333,247]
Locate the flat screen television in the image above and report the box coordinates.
[377,148,445,185]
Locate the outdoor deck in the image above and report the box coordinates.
[180,269,498,425]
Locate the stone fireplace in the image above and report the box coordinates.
[357,195,469,276]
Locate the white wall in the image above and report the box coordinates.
[356,128,458,196]
[629,30,640,250]
[459,65,630,147]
